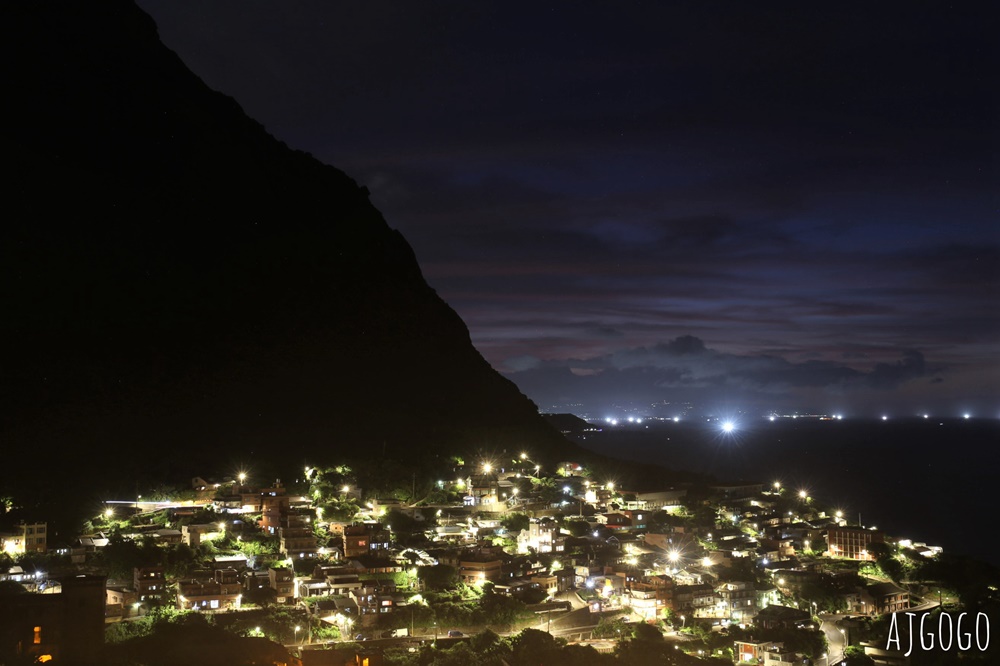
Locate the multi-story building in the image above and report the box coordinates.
[133,566,166,606]
[0,522,47,555]
[342,523,390,559]
[279,512,318,559]
[735,641,798,665]
[0,575,106,664]
[865,582,910,614]
[260,480,291,533]
[516,521,557,554]
[177,569,242,611]
[717,581,757,621]
[269,567,295,604]
[458,556,503,585]
[827,527,884,561]
[671,583,717,614]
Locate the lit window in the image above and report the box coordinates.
[34,626,42,644]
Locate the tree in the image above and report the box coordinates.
[564,519,590,537]
[843,645,875,665]
[501,513,529,533]
[632,622,663,641]
[419,564,459,591]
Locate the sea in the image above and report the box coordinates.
[568,417,1000,568]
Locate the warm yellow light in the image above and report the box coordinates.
[520,453,528,460]
[483,463,492,473]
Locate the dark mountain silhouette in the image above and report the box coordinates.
[3,2,697,532]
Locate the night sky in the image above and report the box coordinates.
[137,2,997,418]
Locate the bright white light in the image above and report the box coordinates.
[881,415,888,421]
[837,414,843,420]
[627,416,634,423]
[923,414,929,419]
[964,414,971,419]
[769,416,775,422]
[673,417,680,423]
[636,418,642,424]
[610,419,618,425]
[721,421,735,433]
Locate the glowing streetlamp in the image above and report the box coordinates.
[238,472,247,484]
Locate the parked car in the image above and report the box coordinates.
[447,630,464,637]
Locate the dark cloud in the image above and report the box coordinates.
[137,1,997,415]
[508,336,940,415]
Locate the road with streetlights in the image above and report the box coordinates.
[819,614,847,665]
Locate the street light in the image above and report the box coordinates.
[294,625,300,644]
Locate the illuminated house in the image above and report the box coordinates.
[716,580,757,621]
[133,566,166,606]
[670,583,717,613]
[176,568,242,611]
[734,641,798,664]
[864,582,910,614]
[0,522,47,556]
[0,574,106,665]
[279,511,318,559]
[595,513,631,529]
[826,527,884,561]
[269,567,295,604]
[259,480,291,533]
[181,523,224,547]
[516,521,557,554]
[343,523,390,559]
[457,555,502,585]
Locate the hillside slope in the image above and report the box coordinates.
[3,2,591,513]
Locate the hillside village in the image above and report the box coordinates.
[1,452,961,665]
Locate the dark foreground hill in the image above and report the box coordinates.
[2,2,685,530]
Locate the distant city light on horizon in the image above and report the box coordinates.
[721,421,735,433]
